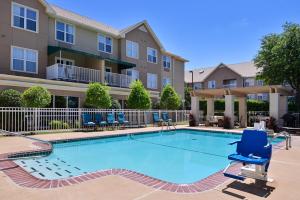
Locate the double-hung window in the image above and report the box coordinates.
[12,3,38,33]
[162,55,171,70]
[98,34,112,53]
[147,73,158,89]
[147,47,157,64]
[126,40,139,59]
[162,77,171,87]
[208,80,216,89]
[56,21,75,44]
[11,46,38,74]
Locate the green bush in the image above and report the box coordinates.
[49,120,69,129]
[110,99,121,109]
[127,80,151,109]
[22,86,51,108]
[0,89,22,107]
[160,85,181,110]
[84,83,111,109]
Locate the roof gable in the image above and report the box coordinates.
[120,20,165,51]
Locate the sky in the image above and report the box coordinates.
[47,0,300,70]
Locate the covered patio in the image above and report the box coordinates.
[190,85,294,128]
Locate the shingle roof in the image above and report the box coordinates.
[185,61,259,83]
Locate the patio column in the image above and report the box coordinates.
[100,60,105,83]
[238,96,247,128]
[269,93,280,120]
[191,96,200,125]
[279,95,288,116]
[225,95,235,128]
[206,98,214,120]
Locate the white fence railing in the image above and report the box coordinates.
[105,72,134,88]
[0,108,190,134]
[47,64,101,83]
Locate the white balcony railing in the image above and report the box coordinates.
[223,84,237,88]
[47,64,101,83]
[105,72,134,88]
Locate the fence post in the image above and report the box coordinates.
[78,108,82,129]
[138,110,140,127]
[34,108,38,132]
[144,111,147,127]
[175,110,178,124]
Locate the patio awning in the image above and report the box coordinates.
[47,46,136,69]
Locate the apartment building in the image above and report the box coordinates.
[0,0,187,108]
[185,62,269,101]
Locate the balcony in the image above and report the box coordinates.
[47,64,101,83]
[223,84,237,88]
[105,72,134,88]
[46,64,134,88]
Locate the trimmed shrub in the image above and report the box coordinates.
[0,89,22,107]
[110,99,121,109]
[127,80,151,109]
[160,85,181,110]
[84,83,111,109]
[22,86,51,108]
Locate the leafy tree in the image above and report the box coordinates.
[84,83,111,109]
[22,86,51,108]
[110,98,121,109]
[0,89,22,107]
[160,84,181,110]
[254,22,300,111]
[127,80,151,109]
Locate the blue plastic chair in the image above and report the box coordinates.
[95,113,107,129]
[153,112,163,126]
[81,113,96,129]
[224,130,272,180]
[162,112,173,125]
[117,113,129,128]
[107,113,119,129]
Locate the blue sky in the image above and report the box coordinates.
[47,0,300,70]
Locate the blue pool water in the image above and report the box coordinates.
[14,129,284,184]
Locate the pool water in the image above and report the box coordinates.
[14,129,284,184]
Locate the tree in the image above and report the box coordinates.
[160,84,181,110]
[22,86,51,108]
[0,89,22,107]
[84,83,111,109]
[254,22,300,111]
[110,99,121,109]
[184,86,192,109]
[127,80,151,109]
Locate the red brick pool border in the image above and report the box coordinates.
[0,135,287,193]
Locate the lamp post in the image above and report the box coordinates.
[189,70,194,90]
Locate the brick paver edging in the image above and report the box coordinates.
[0,132,287,193]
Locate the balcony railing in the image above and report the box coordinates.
[105,72,134,88]
[46,64,101,83]
[223,84,237,88]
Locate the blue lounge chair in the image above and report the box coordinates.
[162,112,173,125]
[153,112,163,126]
[81,113,96,129]
[117,113,129,128]
[95,113,107,130]
[223,130,272,181]
[107,113,119,129]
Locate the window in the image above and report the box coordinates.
[194,83,202,90]
[12,3,38,33]
[208,80,216,89]
[11,46,38,73]
[223,79,237,88]
[126,40,139,59]
[55,57,74,66]
[162,77,171,87]
[162,55,171,69]
[147,47,157,64]
[256,80,264,86]
[98,34,112,53]
[126,69,139,81]
[147,73,158,89]
[56,21,75,44]
[244,78,255,87]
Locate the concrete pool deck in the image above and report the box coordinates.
[0,126,300,200]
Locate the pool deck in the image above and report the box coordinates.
[0,125,300,200]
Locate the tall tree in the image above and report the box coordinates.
[254,23,300,111]
[160,84,181,110]
[127,80,151,109]
[84,83,111,109]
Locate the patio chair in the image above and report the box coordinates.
[153,112,163,126]
[117,112,129,128]
[223,129,273,182]
[81,113,96,130]
[95,113,107,130]
[107,113,119,129]
[162,112,173,125]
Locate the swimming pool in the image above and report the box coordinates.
[14,129,284,184]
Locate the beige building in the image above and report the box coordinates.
[185,62,269,101]
[0,0,187,108]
